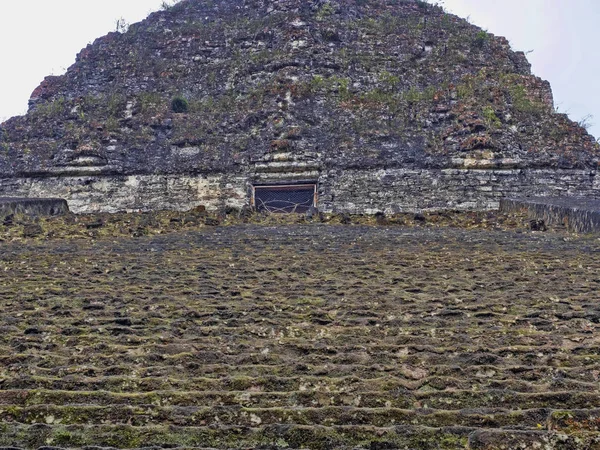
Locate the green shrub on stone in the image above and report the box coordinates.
[483,106,501,128]
[171,96,189,113]
[473,30,489,48]
[316,2,335,21]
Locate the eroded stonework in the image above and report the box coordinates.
[0,0,598,212]
[2,168,597,214]
[0,175,247,214]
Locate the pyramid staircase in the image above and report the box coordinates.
[0,226,599,449]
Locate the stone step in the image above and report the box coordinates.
[4,339,598,365]
[0,404,557,429]
[4,348,599,373]
[4,353,600,381]
[416,390,600,410]
[0,372,596,394]
[0,423,465,449]
[548,408,600,432]
[6,332,590,352]
[4,326,592,345]
[0,389,413,409]
[468,428,600,449]
[0,389,597,411]
[0,423,598,449]
[1,374,597,395]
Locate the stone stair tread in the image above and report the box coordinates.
[1,423,600,449]
[468,428,600,449]
[5,364,600,379]
[0,423,477,449]
[1,404,598,430]
[6,358,600,370]
[0,389,598,411]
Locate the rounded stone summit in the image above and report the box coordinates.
[0,0,598,213]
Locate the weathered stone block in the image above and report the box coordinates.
[500,197,600,233]
[0,197,69,218]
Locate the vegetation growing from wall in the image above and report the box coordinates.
[0,0,597,178]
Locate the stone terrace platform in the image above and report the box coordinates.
[0,225,600,449]
[0,197,69,218]
[501,197,600,233]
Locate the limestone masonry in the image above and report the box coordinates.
[0,0,598,213]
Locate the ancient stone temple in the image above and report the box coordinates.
[0,0,598,214]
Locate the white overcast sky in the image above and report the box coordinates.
[0,0,599,139]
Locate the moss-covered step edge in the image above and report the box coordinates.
[0,423,472,450]
[549,409,600,432]
[0,405,554,429]
[4,345,600,371]
[1,406,600,433]
[468,428,600,449]
[4,347,600,372]
[1,367,599,392]
[1,423,600,450]
[0,389,598,411]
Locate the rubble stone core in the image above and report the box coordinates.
[0,0,598,213]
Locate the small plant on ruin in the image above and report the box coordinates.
[171,96,189,114]
[483,106,501,128]
[578,114,594,131]
[473,30,489,48]
[160,0,180,11]
[316,2,336,21]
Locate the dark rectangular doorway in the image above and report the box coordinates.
[252,183,317,213]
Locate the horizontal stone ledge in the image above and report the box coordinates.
[45,165,122,176]
[0,167,596,179]
[253,162,322,173]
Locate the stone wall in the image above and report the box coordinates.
[0,174,248,214]
[500,197,600,233]
[1,169,597,214]
[319,168,600,214]
[0,197,69,218]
